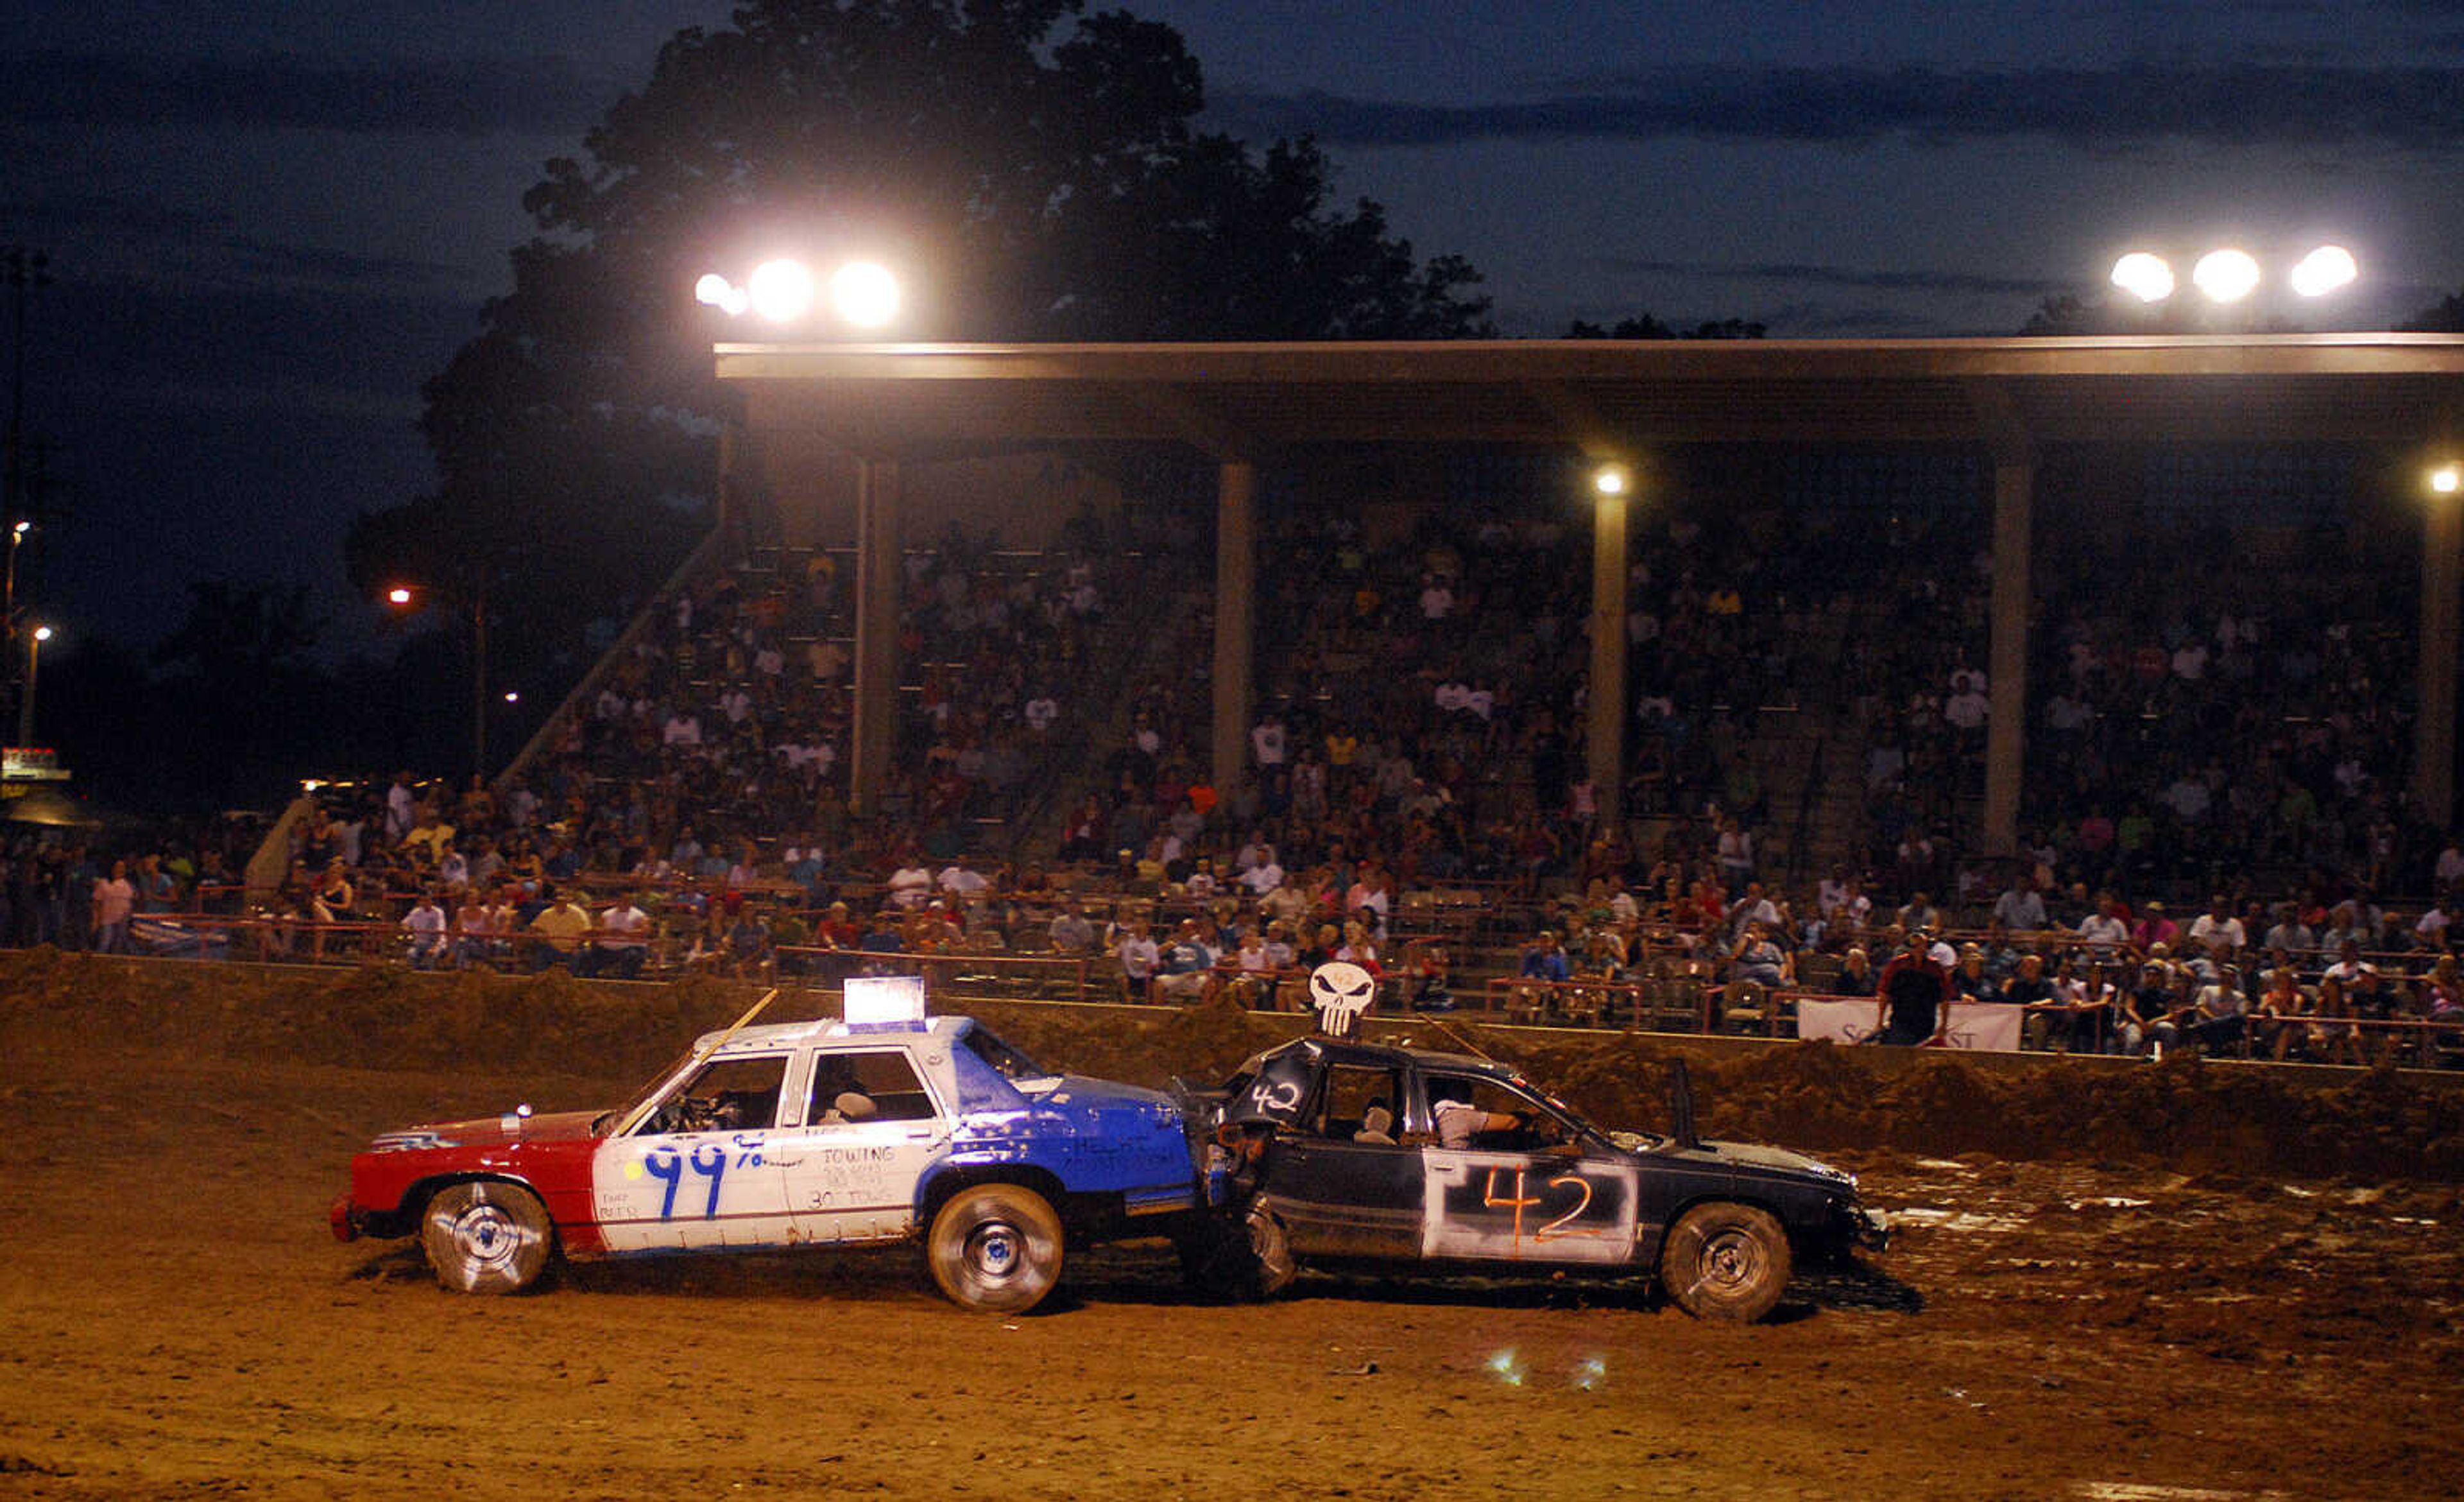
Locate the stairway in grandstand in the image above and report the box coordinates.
[1751,594,1869,884]
[999,550,1211,859]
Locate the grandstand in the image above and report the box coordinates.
[43,333,2464,1068]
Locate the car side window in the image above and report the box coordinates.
[806,1048,939,1125]
[1422,1073,1564,1149]
[1312,1064,1407,1143]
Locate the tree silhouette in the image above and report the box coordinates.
[352,0,1492,715]
[2399,289,2464,332]
[1563,315,1765,340]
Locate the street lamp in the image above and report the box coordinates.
[19,623,49,745]
[384,582,490,780]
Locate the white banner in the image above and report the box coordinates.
[1794,996,2024,1052]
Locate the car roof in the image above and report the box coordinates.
[1251,1035,1519,1082]
[696,1015,968,1058]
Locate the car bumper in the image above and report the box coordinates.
[329,1195,359,1242]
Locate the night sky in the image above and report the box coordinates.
[6,1,2463,653]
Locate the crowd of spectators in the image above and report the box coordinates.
[20,449,2464,1071]
[2014,514,2427,899]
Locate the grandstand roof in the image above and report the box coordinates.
[715,332,2464,463]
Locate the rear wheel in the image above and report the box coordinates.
[927,1184,1065,1313]
[420,1181,553,1295]
[1660,1202,1790,1322]
[1245,1205,1298,1298]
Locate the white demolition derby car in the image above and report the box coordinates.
[331,981,1212,1313]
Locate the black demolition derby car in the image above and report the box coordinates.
[1188,1035,1888,1322]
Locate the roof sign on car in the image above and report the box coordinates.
[843,974,928,1030]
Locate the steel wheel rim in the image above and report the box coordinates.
[966,1219,1025,1283]
[1696,1226,1767,1293]
[449,1200,527,1272]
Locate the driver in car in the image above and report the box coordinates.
[1429,1079,1525,1149]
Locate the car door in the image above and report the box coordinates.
[771,1043,953,1245]
[1256,1062,1425,1259]
[590,1050,798,1252]
[1416,1071,1639,1266]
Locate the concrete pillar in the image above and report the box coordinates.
[1211,461,1257,798]
[1982,459,2034,852]
[2418,485,2461,829]
[1587,481,1630,833]
[851,458,902,819]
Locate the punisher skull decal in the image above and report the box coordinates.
[1308,961,1377,1037]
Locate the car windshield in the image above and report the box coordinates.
[1519,1080,1613,1144]
[959,1023,1050,1082]
[597,1042,706,1135]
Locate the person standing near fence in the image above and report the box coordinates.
[91,859,136,954]
[1870,928,1952,1046]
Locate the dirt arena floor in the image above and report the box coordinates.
[3,954,2460,1500]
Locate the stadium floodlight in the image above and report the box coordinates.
[2289,245,2359,298]
[2110,252,2175,304]
[830,261,901,328]
[748,259,817,324]
[2191,249,2262,304]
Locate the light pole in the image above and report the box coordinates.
[4,517,27,736]
[19,623,49,746]
[2421,462,2464,829]
[386,580,491,781]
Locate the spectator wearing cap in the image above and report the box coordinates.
[2132,902,2179,954]
[1951,944,1996,1001]
[1519,929,1572,984]
[814,901,863,951]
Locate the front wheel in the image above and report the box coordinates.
[420,1180,554,1295]
[1660,1202,1791,1322]
[927,1184,1065,1313]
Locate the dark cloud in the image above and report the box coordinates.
[1604,258,2066,299]
[0,49,620,135]
[1211,64,2464,151]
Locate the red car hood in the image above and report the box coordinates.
[368,1108,604,1153]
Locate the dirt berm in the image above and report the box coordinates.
[6,949,2457,1184]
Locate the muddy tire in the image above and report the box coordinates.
[1661,1201,1791,1322]
[1245,1205,1298,1299]
[927,1184,1065,1313]
[420,1181,553,1295]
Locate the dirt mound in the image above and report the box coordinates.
[5,953,2459,1183]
